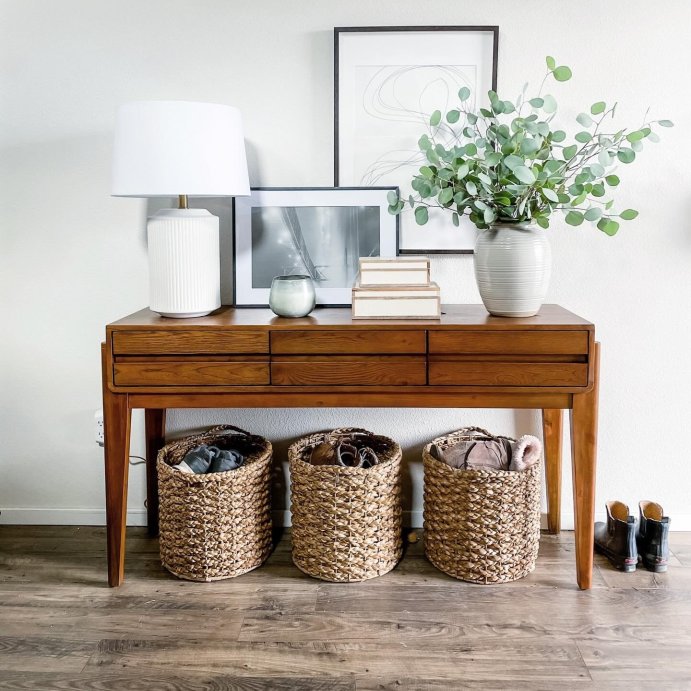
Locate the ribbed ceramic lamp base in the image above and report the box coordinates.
[147,208,221,318]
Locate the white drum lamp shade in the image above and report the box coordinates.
[112,100,250,318]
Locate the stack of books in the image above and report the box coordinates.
[352,256,441,319]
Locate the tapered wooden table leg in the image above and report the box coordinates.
[542,408,564,534]
[102,345,131,587]
[570,342,600,590]
[144,409,166,537]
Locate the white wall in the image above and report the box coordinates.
[2,0,690,529]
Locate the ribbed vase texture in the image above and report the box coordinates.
[474,223,551,317]
[147,209,221,317]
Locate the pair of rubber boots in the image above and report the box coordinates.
[594,501,670,573]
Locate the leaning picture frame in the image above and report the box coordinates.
[335,26,499,254]
[233,187,399,307]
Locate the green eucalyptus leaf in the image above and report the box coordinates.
[563,144,578,159]
[420,165,434,179]
[617,148,636,164]
[513,166,536,184]
[565,210,584,226]
[589,163,605,178]
[620,209,639,220]
[599,219,620,236]
[408,195,415,207]
[456,163,470,180]
[466,180,478,196]
[631,140,644,153]
[430,110,442,127]
[418,134,431,151]
[414,206,429,225]
[438,187,454,204]
[648,131,660,143]
[464,143,478,156]
[458,86,471,102]
[575,131,592,143]
[553,65,572,81]
[529,97,544,108]
[658,120,674,127]
[386,190,398,206]
[542,188,559,203]
[551,130,566,143]
[546,56,556,70]
[484,207,497,224]
[605,175,620,186]
[605,199,614,210]
[484,152,501,166]
[520,138,541,155]
[504,154,524,171]
[598,150,613,166]
[626,129,646,143]
[536,216,550,229]
[584,207,602,221]
[467,112,478,125]
[543,94,557,114]
[591,101,606,115]
[577,113,593,127]
[591,183,605,197]
[452,212,460,227]
[446,109,461,124]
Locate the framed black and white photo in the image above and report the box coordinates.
[233,187,398,307]
[335,26,498,254]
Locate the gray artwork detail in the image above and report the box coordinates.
[251,206,380,289]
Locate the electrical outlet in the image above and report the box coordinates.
[95,409,104,446]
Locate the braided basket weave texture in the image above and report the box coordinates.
[157,425,273,582]
[423,427,541,584]
[288,428,403,582]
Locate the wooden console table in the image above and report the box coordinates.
[102,304,599,589]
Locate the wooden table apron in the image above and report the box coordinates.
[101,305,599,589]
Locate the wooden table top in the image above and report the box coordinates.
[109,304,593,332]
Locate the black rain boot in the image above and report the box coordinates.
[594,501,638,572]
[637,500,670,573]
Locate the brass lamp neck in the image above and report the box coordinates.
[178,194,188,209]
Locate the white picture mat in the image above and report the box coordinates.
[337,29,496,253]
[234,188,397,306]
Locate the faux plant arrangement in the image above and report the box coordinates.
[387,56,672,316]
[388,56,672,234]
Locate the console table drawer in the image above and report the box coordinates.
[113,361,270,386]
[271,356,427,385]
[429,331,588,355]
[271,330,425,355]
[429,361,588,387]
[112,330,268,355]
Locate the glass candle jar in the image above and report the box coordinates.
[269,275,316,318]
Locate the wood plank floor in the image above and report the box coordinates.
[1,527,691,690]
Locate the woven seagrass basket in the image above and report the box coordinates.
[423,426,541,584]
[288,427,403,582]
[157,425,273,582]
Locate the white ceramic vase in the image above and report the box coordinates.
[473,222,551,318]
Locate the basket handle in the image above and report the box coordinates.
[205,424,253,437]
[456,426,516,443]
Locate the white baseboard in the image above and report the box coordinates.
[3,508,691,531]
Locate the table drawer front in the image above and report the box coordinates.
[429,361,588,387]
[271,356,427,386]
[113,361,270,386]
[271,330,426,355]
[112,330,268,355]
[429,331,589,355]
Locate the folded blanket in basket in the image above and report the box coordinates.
[431,435,541,472]
[309,436,380,469]
[175,445,245,474]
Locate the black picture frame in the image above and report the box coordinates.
[334,26,499,255]
[232,186,400,308]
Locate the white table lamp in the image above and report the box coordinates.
[112,100,249,317]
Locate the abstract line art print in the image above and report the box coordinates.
[336,27,498,253]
